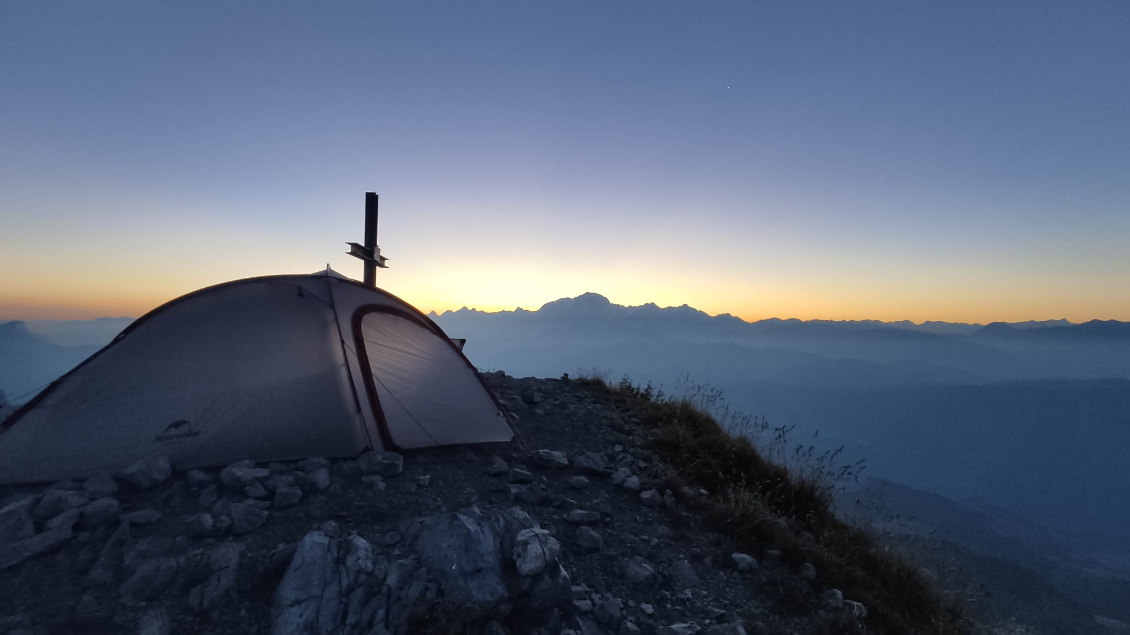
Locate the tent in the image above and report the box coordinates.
[0,269,512,484]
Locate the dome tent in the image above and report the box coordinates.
[0,269,512,484]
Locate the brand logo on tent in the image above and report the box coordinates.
[154,419,200,444]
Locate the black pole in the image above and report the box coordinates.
[363,192,378,287]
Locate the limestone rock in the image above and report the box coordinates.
[594,597,623,628]
[121,454,172,490]
[566,510,601,525]
[198,484,218,508]
[567,476,590,490]
[820,588,843,609]
[622,556,656,586]
[123,509,162,526]
[191,542,242,612]
[230,503,269,535]
[415,509,507,619]
[86,522,131,584]
[306,468,332,491]
[219,460,270,491]
[657,624,702,635]
[243,482,270,499]
[800,562,817,581]
[80,497,121,529]
[730,553,757,572]
[185,469,213,489]
[574,526,603,553]
[668,559,701,589]
[32,488,89,524]
[44,508,81,532]
[0,526,74,570]
[358,450,403,477]
[485,455,509,476]
[535,449,569,469]
[573,451,607,475]
[843,599,867,618]
[120,557,178,603]
[82,473,119,499]
[513,527,561,576]
[185,513,224,538]
[639,489,662,506]
[297,457,331,472]
[274,485,304,508]
[622,476,641,492]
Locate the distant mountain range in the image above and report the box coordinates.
[433,293,1130,383]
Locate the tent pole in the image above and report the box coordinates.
[363,193,378,288]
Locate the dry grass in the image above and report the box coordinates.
[578,376,970,635]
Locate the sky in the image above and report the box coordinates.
[1,1,1128,324]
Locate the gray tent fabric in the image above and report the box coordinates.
[0,270,511,484]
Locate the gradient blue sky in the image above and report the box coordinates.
[2,1,1128,322]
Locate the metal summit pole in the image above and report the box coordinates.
[347,192,389,288]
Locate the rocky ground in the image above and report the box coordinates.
[0,373,867,635]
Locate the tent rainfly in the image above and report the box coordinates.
[0,269,512,484]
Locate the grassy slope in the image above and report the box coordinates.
[578,377,970,634]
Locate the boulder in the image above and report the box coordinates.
[0,526,74,569]
[274,485,304,508]
[801,562,817,581]
[121,454,172,490]
[414,509,508,619]
[185,469,213,489]
[265,474,297,493]
[297,457,331,472]
[485,455,509,476]
[32,488,89,524]
[657,624,702,635]
[668,560,700,589]
[358,450,403,477]
[820,588,843,609]
[567,476,590,490]
[219,460,270,491]
[594,597,623,629]
[610,468,631,486]
[306,468,332,491]
[566,510,601,525]
[621,556,656,586]
[508,468,535,484]
[193,542,241,612]
[573,452,607,475]
[843,600,867,618]
[82,473,119,499]
[574,526,603,553]
[230,503,269,535]
[122,509,162,526]
[639,490,663,506]
[622,476,641,492]
[44,508,81,532]
[513,528,561,576]
[243,482,270,499]
[185,513,223,538]
[535,450,569,469]
[86,522,131,584]
[730,553,757,572]
[80,497,121,529]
